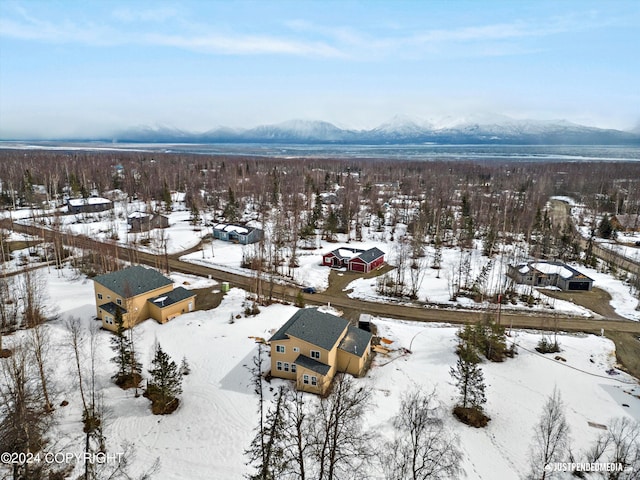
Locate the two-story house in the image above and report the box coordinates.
[269,308,373,395]
[93,265,196,331]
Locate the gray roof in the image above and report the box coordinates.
[295,354,331,376]
[338,325,372,358]
[516,261,594,282]
[269,308,349,351]
[93,266,173,298]
[352,247,385,264]
[98,302,127,316]
[148,287,196,309]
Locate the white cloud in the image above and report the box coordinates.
[141,32,346,57]
[111,6,179,23]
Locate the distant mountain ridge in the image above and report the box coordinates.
[106,117,640,145]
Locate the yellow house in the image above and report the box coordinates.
[93,265,196,331]
[269,308,373,395]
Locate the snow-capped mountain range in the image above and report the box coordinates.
[110,115,640,145]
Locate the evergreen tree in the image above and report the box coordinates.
[110,308,141,388]
[450,341,486,410]
[189,204,201,227]
[323,209,339,241]
[223,187,239,222]
[311,191,323,228]
[180,356,191,376]
[598,214,614,239]
[147,343,183,414]
[294,290,305,308]
[161,181,172,212]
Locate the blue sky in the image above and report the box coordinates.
[1,0,639,138]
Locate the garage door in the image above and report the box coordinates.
[568,281,590,291]
[350,262,365,272]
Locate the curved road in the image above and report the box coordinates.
[4,219,639,337]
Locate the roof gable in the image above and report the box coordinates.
[338,325,372,358]
[295,354,331,376]
[93,266,173,298]
[269,308,349,351]
[351,247,385,264]
[148,286,196,309]
[514,261,593,282]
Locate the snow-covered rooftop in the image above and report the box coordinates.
[127,211,150,219]
[214,223,249,234]
[67,197,111,206]
[337,248,361,258]
[530,262,574,279]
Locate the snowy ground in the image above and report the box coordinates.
[1,267,639,479]
[4,196,639,320]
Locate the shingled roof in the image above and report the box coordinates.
[294,354,332,375]
[148,286,196,308]
[269,308,350,351]
[93,266,173,298]
[338,325,372,358]
[352,247,385,264]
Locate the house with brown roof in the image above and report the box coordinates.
[93,265,196,331]
[611,214,640,232]
[269,308,373,395]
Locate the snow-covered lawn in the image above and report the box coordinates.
[4,198,639,321]
[2,267,638,479]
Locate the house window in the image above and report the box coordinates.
[311,376,318,386]
[284,363,289,372]
[116,298,122,306]
[303,374,309,385]
[188,302,193,312]
[293,347,300,353]
[311,350,320,359]
[276,361,283,371]
[276,345,285,353]
[291,364,297,373]
[97,293,103,300]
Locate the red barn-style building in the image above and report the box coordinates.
[322,247,385,273]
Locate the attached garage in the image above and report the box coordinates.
[567,281,591,291]
[347,247,385,273]
[349,260,366,272]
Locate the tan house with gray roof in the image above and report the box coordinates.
[93,265,196,331]
[269,308,373,395]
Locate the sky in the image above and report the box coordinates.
[1,0,639,139]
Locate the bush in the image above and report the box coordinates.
[535,336,560,354]
[114,372,142,390]
[294,291,305,308]
[144,385,180,415]
[453,406,490,428]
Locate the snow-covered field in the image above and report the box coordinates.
[2,267,639,479]
[4,195,639,320]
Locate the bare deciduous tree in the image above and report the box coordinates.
[313,374,375,480]
[584,416,640,480]
[385,388,462,480]
[28,322,54,412]
[0,342,61,479]
[528,388,570,480]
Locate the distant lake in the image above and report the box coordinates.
[1,142,639,162]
